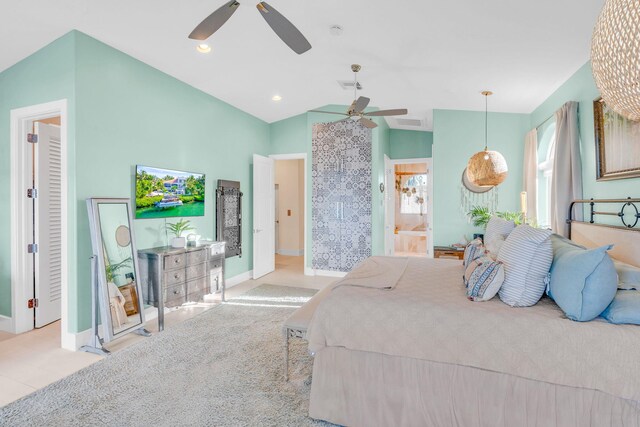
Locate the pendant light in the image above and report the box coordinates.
[465,91,508,187]
[591,0,640,121]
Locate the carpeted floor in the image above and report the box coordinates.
[0,285,334,426]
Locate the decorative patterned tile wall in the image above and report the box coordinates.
[312,121,372,272]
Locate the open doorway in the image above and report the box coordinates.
[271,154,306,275]
[384,157,433,258]
[9,100,71,349]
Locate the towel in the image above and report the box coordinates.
[334,256,409,290]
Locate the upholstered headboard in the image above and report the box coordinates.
[568,198,640,268]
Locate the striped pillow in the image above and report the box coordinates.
[465,257,505,302]
[497,225,553,307]
[463,239,485,268]
[485,216,516,248]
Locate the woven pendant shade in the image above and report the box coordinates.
[592,0,640,121]
[466,150,508,187]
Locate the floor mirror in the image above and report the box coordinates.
[83,198,150,355]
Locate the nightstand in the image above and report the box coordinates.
[434,246,465,260]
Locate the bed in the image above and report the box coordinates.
[306,202,640,427]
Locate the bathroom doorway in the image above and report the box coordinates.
[384,158,433,258]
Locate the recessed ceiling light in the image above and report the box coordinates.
[196,43,211,53]
[330,25,343,36]
[272,95,282,101]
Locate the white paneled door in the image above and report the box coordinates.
[253,154,275,279]
[34,122,63,328]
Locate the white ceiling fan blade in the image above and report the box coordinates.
[365,109,408,117]
[353,96,370,113]
[359,117,378,129]
[308,110,349,116]
[189,0,241,40]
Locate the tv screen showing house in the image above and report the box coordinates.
[135,165,205,219]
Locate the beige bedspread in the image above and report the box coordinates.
[307,257,640,402]
[333,256,409,290]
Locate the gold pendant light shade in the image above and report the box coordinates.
[465,91,508,188]
[466,150,508,187]
[591,0,640,121]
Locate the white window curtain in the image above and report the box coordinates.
[550,101,583,237]
[523,129,538,225]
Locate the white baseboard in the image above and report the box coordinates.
[308,269,347,278]
[276,249,304,256]
[69,306,159,351]
[225,270,253,288]
[0,315,13,334]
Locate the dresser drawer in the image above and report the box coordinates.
[186,262,207,281]
[186,289,206,304]
[164,283,186,307]
[209,256,224,271]
[187,277,209,295]
[187,249,207,266]
[164,268,185,286]
[209,243,225,256]
[164,253,186,270]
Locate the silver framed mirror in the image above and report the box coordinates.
[85,198,149,353]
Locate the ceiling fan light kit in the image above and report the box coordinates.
[591,0,640,121]
[308,64,409,129]
[189,0,311,55]
[465,91,508,188]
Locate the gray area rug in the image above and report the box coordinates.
[0,285,335,427]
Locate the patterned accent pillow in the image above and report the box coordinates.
[465,257,505,301]
[463,238,485,268]
[485,216,516,250]
[497,225,553,307]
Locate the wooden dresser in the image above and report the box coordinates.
[138,241,225,330]
[433,246,465,260]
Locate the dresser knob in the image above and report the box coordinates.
[173,289,179,295]
[174,273,179,279]
[174,258,180,264]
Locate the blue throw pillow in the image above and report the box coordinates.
[548,234,617,322]
[601,290,640,325]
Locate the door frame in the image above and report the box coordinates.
[8,99,72,348]
[384,157,434,258]
[269,153,308,274]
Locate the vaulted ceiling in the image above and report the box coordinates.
[1,0,604,129]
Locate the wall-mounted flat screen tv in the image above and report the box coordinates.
[135,165,205,219]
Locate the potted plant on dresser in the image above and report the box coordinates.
[166,219,194,248]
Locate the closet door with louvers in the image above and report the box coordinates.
[34,122,62,328]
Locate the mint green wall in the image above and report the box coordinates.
[530,61,640,208]
[433,110,530,246]
[389,129,432,159]
[71,33,269,332]
[0,33,77,318]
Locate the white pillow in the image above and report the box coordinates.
[497,225,553,307]
[463,238,485,267]
[484,216,516,249]
[613,259,640,290]
[485,235,506,260]
[464,256,505,302]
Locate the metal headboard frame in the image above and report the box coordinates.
[567,197,640,239]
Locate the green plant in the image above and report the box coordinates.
[105,257,132,283]
[166,219,194,237]
[468,205,523,228]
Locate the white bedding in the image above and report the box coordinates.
[307,257,640,402]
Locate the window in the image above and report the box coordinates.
[537,123,556,229]
[399,174,427,215]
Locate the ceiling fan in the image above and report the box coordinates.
[188,0,311,55]
[309,64,408,129]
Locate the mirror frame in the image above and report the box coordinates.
[87,197,146,343]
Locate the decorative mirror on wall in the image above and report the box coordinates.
[216,180,243,258]
[460,167,499,216]
[83,198,150,355]
[594,97,640,181]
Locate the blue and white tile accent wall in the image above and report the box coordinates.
[312,121,372,272]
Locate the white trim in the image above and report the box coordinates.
[269,153,310,275]
[309,269,347,278]
[277,249,304,256]
[225,270,253,288]
[386,157,434,258]
[0,315,12,333]
[10,100,71,348]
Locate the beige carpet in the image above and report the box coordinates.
[0,285,334,426]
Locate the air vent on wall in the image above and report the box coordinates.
[337,80,363,90]
[396,118,423,127]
